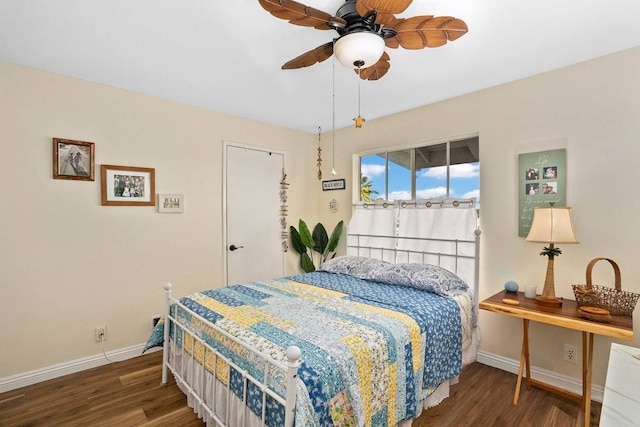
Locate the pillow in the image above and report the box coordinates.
[372,263,469,297]
[319,256,468,297]
[318,256,390,281]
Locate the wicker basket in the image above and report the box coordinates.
[572,258,639,316]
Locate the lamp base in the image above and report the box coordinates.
[535,296,562,307]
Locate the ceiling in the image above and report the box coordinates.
[2,0,640,134]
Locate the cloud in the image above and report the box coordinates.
[361,164,386,178]
[416,186,448,199]
[388,187,479,202]
[421,163,479,179]
[387,186,449,200]
[388,190,411,200]
[462,189,480,199]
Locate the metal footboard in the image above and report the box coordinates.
[160,283,300,427]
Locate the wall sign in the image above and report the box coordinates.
[518,148,567,236]
[322,179,346,191]
[158,194,184,213]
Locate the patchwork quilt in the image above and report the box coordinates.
[145,269,467,427]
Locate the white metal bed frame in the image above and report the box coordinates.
[346,230,482,317]
[160,232,480,427]
[161,282,301,427]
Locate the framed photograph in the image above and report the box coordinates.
[53,138,95,181]
[322,179,346,191]
[101,165,155,206]
[158,194,184,213]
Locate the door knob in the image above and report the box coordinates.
[229,244,244,251]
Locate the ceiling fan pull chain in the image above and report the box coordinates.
[354,64,365,128]
[331,57,337,176]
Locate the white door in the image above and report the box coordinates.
[225,144,284,285]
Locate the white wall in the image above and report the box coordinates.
[320,46,640,387]
[0,61,318,378]
[2,46,639,390]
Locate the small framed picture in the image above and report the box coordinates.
[158,194,184,213]
[322,179,346,191]
[101,165,155,206]
[53,138,95,181]
[525,168,539,181]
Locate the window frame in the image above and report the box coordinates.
[355,135,479,203]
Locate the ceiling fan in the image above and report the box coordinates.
[258,0,468,80]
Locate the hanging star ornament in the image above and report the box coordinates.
[354,115,366,128]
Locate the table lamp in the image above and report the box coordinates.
[526,206,579,307]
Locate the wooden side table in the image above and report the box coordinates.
[479,290,633,427]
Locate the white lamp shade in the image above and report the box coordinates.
[526,206,579,244]
[334,32,385,69]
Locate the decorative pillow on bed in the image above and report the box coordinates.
[318,256,391,281]
[372,262,469,297]
[319,256,468,297]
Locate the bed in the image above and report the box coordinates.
[146,205,480,426]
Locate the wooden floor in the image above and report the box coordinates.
[0,351,600,426]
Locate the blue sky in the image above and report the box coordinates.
[361,155,480,202]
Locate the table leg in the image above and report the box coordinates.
[514,319,530,405]
[524,319,531,391]
[582,332,594,427]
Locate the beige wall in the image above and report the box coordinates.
[2,46,640,388]
[0,61,318,377]
[320,46,640,386]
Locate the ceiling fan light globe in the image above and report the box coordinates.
[334,32,384,69]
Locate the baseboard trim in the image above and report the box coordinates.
[0,344,160,394]
[1,346,603,402]
[477,349,604,402]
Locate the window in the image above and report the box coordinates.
[359,137,480,205]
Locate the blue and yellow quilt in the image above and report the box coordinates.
[146,270,466,426]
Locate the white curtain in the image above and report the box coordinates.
[397,200,477,241]
[347,199,479,292]
[396,200,478,287]
[346,202,397,262]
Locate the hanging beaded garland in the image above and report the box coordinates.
[317,126,323,180]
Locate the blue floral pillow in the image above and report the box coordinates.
[318,256,390,281]
[372,263,469,297]
[319,256,468,297]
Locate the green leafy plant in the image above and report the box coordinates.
[290,219,344,273]
[540,246,562,258]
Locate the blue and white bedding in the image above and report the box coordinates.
[318,256,470,298]
[147,257,476,426]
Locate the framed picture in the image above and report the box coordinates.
[158,194,184,213]
[322,179,346,191]
[53,138,95,181]
[101,165,155,206]
[517,148,566,236]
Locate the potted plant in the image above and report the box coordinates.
[290,219,344,273]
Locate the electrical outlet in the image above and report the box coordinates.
[564,344,577,363]
[152,315,161,328]
[95,326,107,342]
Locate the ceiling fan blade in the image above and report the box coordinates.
[355,0,412,16]
[355,0,411,26]
[282,42,334,69]
[388,16,468,49]
[356,52,391,80]
[258,0,346,30]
